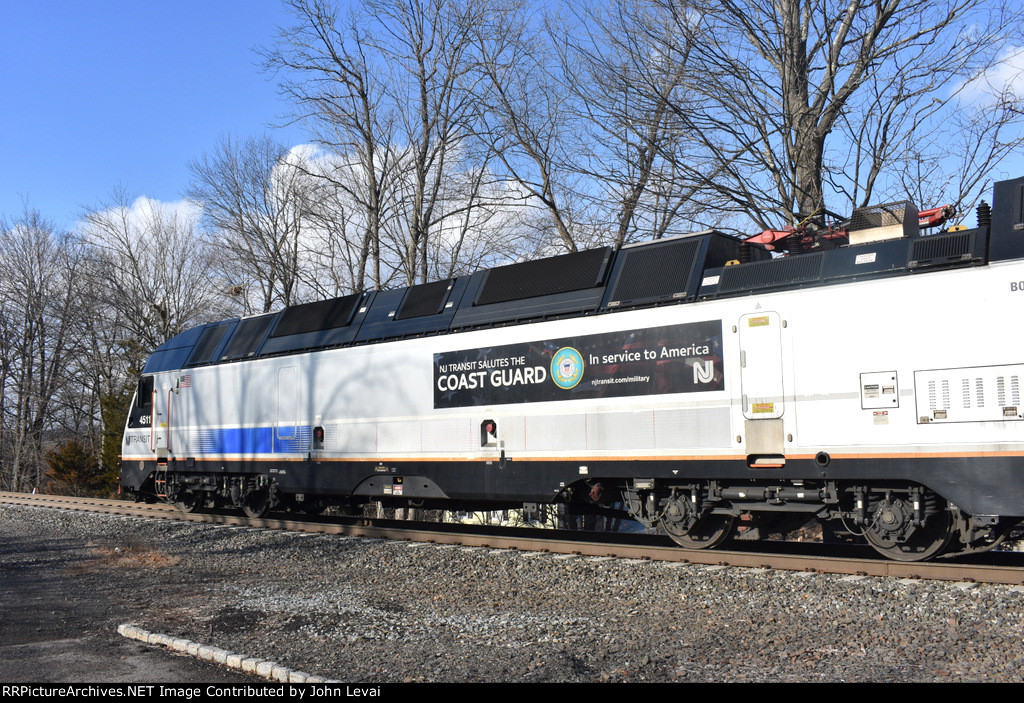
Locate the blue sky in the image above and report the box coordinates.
[2,2,1021,233]
[1,1,309,230]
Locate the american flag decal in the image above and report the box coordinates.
[179,375,192,388]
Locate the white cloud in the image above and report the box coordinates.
[958,45,1024,106]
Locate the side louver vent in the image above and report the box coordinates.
[719,252,825,294]
[908,231,977,269]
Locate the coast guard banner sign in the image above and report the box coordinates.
[433,319,723,408]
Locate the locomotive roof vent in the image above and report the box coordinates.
[473,247,612,306]
[847,200,919,246]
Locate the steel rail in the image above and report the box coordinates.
[3,491,1022,585]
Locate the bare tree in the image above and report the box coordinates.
[187,135,314,313]
[468,0,590,252]
[368,0,492,283]
[263,0,521,288]
[81,189,224,351]
[629,0,1024,230]
[261,0,402,291]
[423,158,537,278]
[468,0,726,250]
[0,211,85,492]
[301,171,365,299]
[554,0,714,246]
[888,77,1024,218]
[79,191,228,488]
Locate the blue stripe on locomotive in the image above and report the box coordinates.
[192,426,310,455]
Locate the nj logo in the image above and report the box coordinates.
[693,360,714,384]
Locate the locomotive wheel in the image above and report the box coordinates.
[665,514,735,549]
[173,490,203,514]
[241,488,272,519]
[863,495,954,562]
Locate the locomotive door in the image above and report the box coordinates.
[738,311,785,462]
[151,383,169,459]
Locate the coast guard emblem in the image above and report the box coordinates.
[551,347,584,389]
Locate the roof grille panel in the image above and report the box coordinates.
[271,294,361,338]
[719,253,824,293]
[909,231,973,268]
[474,247,611,306]
[396,279,453,320]
[607,238,702,307]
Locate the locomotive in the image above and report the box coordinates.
[120,176,1024,562]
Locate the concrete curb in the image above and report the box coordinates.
[117,624,337,683]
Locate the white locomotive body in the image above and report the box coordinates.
[121,176,1024,560]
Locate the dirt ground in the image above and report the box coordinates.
[0,528,258,683]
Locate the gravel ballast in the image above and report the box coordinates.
[3,504,1024,683]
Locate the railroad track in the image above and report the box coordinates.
[4,490,1023,586]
